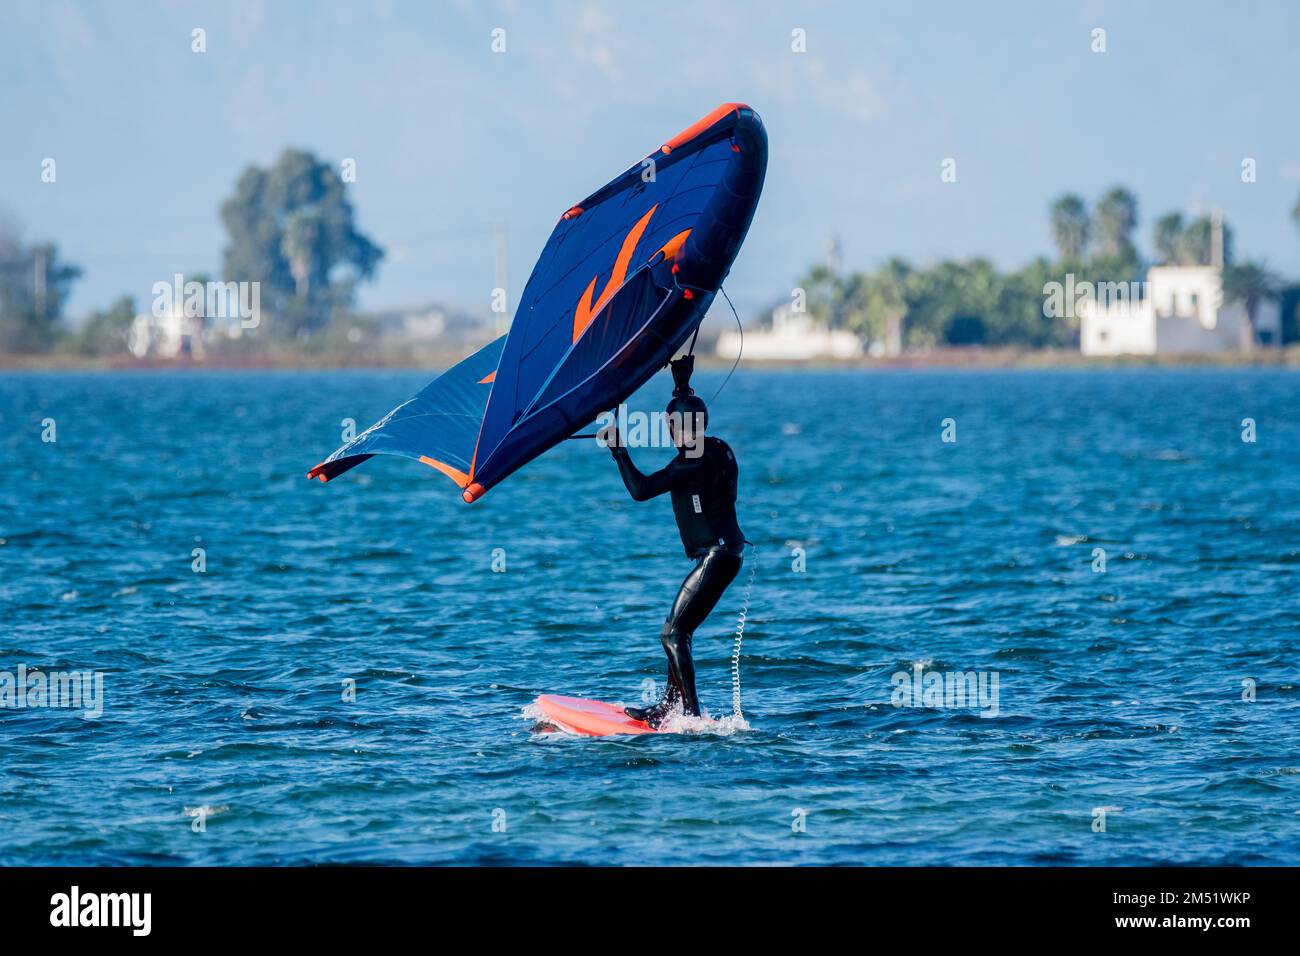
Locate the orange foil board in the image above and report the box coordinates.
[535,695,656,736]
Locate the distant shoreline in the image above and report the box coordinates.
[3,345,1299,372]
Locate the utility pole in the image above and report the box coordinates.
[1211,209,1223,270]
[34,247,46,318]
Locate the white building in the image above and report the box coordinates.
[371,306,448,346]
[128,303,207,359]
[716,304,865,361]
[1080,265,1281,356]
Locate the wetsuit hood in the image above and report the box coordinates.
[666,355,708,431]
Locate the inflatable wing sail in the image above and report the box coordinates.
[308,102,767,502]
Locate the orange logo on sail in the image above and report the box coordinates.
[572,204,658,343]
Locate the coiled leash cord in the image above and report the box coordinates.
[730,543,757,719]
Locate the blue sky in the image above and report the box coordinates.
[4,0,1300,322]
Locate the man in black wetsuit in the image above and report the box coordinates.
[597,356,746,728]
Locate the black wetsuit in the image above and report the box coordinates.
[612,436,746,721]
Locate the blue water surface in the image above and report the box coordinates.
[1,367,1298,865]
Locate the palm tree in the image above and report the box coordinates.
[1094,187,1139,259]
[1049,194,1089,261]
[878,257,910,355]
[1153,212,1184,265]
[1222,261,1279,352]
[798,264,841,327]
[839,261,912,355]
[1176,216,1233,267]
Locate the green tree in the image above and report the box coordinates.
[1082,246,1142,289]
[0,215,83,352]
[901,258,1001,347]
[1093,186,1139,259]
[1177,215,1233,267]
[220,149,383,338]
[999,257,1076,348]
[796,264,841,326]
[76,295,137,356]
[1049,194,1089,261]
[1153,211,1185,264]
[835,258,910,352]
[875,257,910,354]
[1222,261,1279,351]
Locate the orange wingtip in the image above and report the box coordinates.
[419,455,470,488]
[307,466,328,482]
[662,102,747,154]
[462,482,486,503]
[562,205,584,221]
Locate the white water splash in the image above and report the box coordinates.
[520,701,547,723]
[657,708,751,736]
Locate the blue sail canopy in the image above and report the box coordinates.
[308,335,504,486]
[309,103,767,502]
